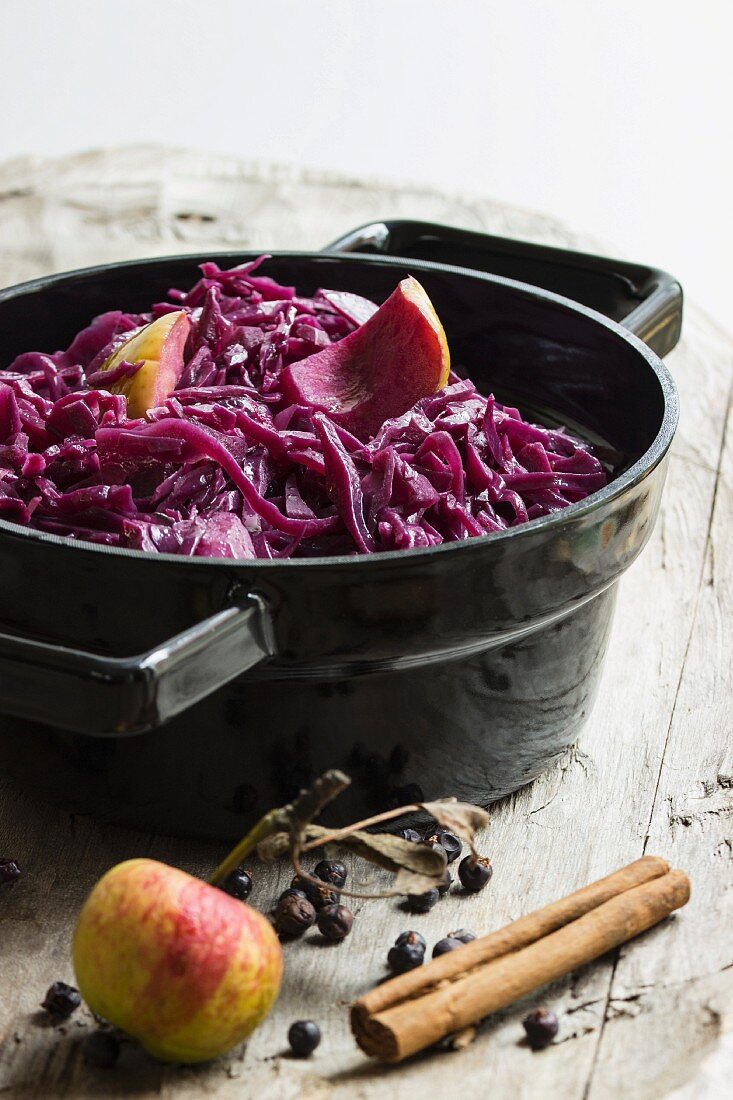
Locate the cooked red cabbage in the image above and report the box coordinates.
[0,258,607,558]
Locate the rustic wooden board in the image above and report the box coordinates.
[0,147,731,1099]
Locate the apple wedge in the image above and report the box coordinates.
[280,277,450,439]
[97,310,191,418]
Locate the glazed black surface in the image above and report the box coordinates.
[327,220,683,358]
[0,246,679,835]
[0,588,617,834]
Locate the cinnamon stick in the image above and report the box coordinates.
[356,855,669,1022]
[352,860,689,1062]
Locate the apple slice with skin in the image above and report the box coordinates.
[280,276,450,440]
[98,310,191,418]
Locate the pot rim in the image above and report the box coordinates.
[0,249,679,569]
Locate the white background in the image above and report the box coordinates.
[1,0,730,330]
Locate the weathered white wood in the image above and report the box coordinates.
[0,145,586,289]
[586,311,733,1100]
[0,147,731,1099]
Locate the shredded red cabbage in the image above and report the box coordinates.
[0,258,607,558]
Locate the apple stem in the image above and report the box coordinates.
[207,811,280,886]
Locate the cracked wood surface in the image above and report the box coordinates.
[0,147,731,1099]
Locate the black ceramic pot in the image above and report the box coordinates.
[0,222,681,837]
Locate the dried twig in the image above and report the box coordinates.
[208,770,349,885]
[210,771,488,899]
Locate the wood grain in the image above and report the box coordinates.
[0,146,731,1099]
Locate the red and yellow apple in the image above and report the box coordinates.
[280,276,450,439]
[72,858,282,1063]
[98,310,190,418]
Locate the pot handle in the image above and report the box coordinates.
[0,593,274,736]
[325,220,683,358]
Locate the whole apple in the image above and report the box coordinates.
[73,858,282,1063]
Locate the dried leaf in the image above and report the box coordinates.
[257,824,343,862]
[421,800,490,854]
[392,867,447,896]
[235,772,487,902]
[330,829,446,878]
[258,823,447,898]
[256,831,290,862]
